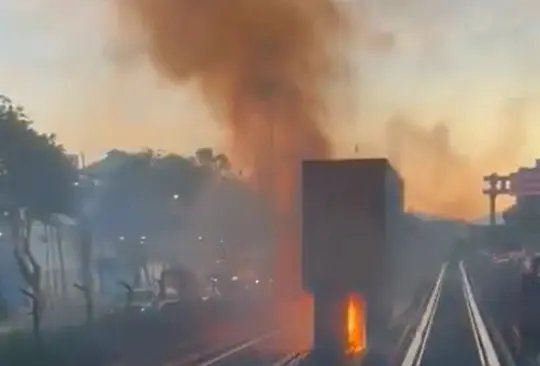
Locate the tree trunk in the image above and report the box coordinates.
[20,289,42,348]
[84,289,93,325]
[74,284,93,326]
[29,291,41,347]
[142,265,150,287]
[79,228,94,324]
[44,227,51,297]
[55,226,67,298]
[47,225,58,299]
[97,259,104,297]
[11,211,42,346]
[133,269,142,288]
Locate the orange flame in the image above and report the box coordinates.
[346,293,366,355]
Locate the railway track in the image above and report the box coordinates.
[399,261,521,366]
[160,330,305,366]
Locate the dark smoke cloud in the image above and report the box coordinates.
[114,0,350,299]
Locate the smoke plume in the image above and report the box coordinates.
[385,98,527,220]
[114,0,349,301]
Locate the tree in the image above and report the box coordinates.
[53,222,67,299]
[0,95,76,344]
[89,148,272,292]
[194,148,215,168]
[193,148,234,177]
[503,198,540,252]
[74,228,94,325]
[90,151,210,285]
[153,153,210,204]
[94,152,156,285]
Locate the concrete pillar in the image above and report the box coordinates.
[312,290,348,363]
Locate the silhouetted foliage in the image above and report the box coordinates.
[0,96,76,216]
[503,198,540,250]
[87,147,272,287]
[89,150,217,285]
[0,95,77,344]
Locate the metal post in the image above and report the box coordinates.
[483,173,511,226]
[483,174,498,226]
[489,193,497,226]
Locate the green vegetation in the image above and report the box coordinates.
[0,95,77,344]
[0,94,271,365]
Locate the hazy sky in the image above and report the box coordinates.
[1,0,540,167]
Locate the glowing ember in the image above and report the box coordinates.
[346,293,366,355]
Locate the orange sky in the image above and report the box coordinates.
[1,0,539,218]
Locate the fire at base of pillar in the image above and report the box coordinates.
[346,293,366,356]
[301,158,404,364]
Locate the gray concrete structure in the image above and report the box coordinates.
[301,158,404,365]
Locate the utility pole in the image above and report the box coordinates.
[482,173,511,225]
